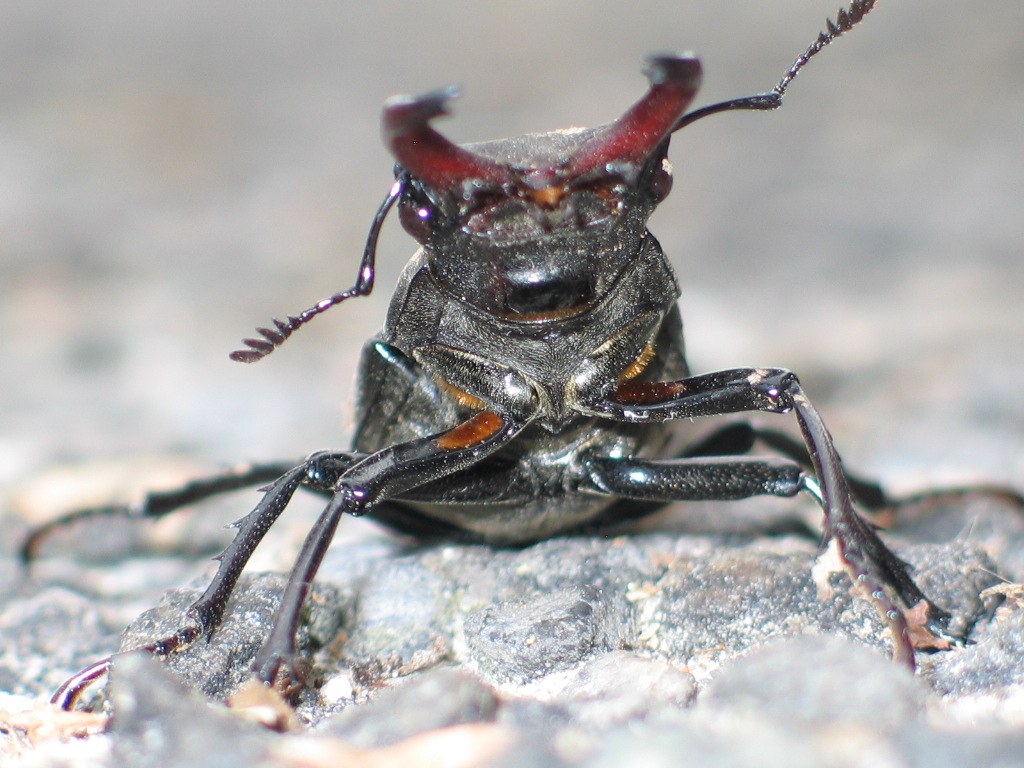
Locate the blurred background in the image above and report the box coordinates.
[2,0,1021,523]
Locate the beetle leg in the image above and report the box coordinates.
[685,421,1024,529]
[569,423,880,537]
[585,366,949,667]
[252,409,530,688]
[583,455,804,502]
[21,460,299,563]
[682,422,889,508]
[187,465,313,637]
[49,463,312,709]
[786,388,925,666]
[49,451,385,709]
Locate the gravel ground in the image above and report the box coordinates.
[2,1,1023,766]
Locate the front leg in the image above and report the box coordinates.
[254,409,532,687]
[50,463,316,708]
[584,366,950,667]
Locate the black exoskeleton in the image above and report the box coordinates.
[34,0,978,707]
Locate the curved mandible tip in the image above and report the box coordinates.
[568,55,702,179]
[382,86,516,192]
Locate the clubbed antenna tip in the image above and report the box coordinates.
[774,0,877,98]
[671,0,878,132]
[230,316,307,363]
[229,179,404,363]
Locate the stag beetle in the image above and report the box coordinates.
[31,0,970,707]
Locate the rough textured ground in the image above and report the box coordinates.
[2,0,1023,766]
[3,510,1024,766]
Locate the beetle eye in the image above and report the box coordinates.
[648,159,673,204]
[398,195,437,241]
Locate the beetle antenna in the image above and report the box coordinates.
[773,0,876,97]
[230,177,405,363]
[672,0,876,131]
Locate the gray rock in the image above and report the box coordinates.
[317,666,498,747]
[896,722,1024,768]
[587,717,826,768]
[699,634,929,731]
[8,523,1024,768]
[553,650,697,733]
[0,585,122,701]
[118,574,344,703]
[108,654,274,768]
[922,605,1024,698]
[464,584,633,686]
[333,554,452,680]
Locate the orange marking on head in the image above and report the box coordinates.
[528,185,566,207]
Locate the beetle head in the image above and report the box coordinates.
[233,0,876,363]
[383,56,701,320]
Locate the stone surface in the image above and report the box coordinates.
[316,667,499,747]
[117,575,344,703]
[463,585,633,686]
[7,523,1024,766]
[106,654,275,768]
[699,634,928,731]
